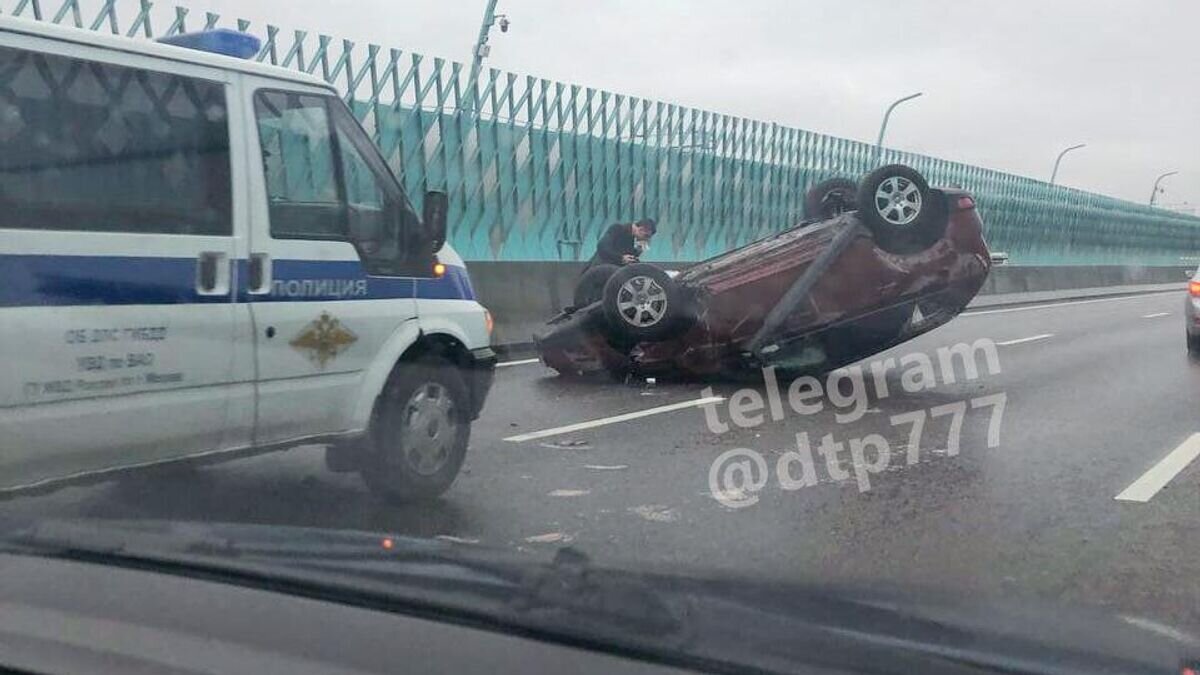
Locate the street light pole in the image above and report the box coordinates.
[1149,170,1178,206]
[463,0,500,114]
[873,92,923,164]
[1049,143,1086,185]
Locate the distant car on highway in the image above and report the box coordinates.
[535,164,992,379]
[1187,266,1200,355]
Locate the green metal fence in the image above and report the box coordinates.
[6,0,1200,264]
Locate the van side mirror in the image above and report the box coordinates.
[422,191,448,252]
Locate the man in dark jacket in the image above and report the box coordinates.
[584,218,656,273]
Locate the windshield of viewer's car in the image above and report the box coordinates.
[1,0,1198,665]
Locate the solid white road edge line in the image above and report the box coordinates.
[962,289,1181,318]
[995,333,1054,346]
[1115,433,1200,503]
[504,396,726,443]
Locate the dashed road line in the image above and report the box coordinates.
[1142,312,1170,319]
[497,357,541,368]
[504,396,726,442]
[996,333,1054,346]
[1115,433,1200,503]
[548,489,590,497]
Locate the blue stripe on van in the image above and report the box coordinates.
[0,254,475,307]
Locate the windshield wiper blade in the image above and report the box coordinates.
[3,518,525,592]
[2,519,688,645]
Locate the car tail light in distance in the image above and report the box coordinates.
[956,196,976,210]
[1189,280,1200,296]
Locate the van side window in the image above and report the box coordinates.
[253,91,343,239]
[0,46,231,235]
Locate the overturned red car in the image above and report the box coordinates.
[535,165,992,379]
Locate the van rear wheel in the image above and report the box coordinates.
[361,356,470,503]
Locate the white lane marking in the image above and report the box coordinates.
[1120,616,1200,644]
[1142,312,1170,318]
[962,289,1180,318]
[584,464,629,471]
[1115,433,1200,503]
[504,396,726,443]
[995,333,1053,346]
[548,489,590,497]
[497,357,541,368]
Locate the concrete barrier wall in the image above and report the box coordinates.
[472,262,1190,349]
[974,265,1185,296]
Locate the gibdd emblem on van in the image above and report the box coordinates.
[290,312,358,368]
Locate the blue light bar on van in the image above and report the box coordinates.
[157,29,261,60]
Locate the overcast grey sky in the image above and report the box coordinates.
[178,0,1197,207]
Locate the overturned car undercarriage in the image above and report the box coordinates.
[535,165,993,381]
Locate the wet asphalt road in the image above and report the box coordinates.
[4,289,1199,630]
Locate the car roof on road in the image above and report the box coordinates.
[0,14,335,92]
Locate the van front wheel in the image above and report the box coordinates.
[361,356,470,503]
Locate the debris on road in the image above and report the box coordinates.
[539,439,592,450]
[435,535,481,545]
[629,505,680,523]
[525,531,575,544]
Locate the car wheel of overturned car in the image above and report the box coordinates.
[573,263,620,308]
[361,356,469,504]
[856,164,945,254]
[601,263,685,342]
[804,177,858,221]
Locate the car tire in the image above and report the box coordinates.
[804,177,858,221]
[1188,331,1200,356]
[856,164,945,253]
[574,264,619,308]
[601,263,684,342]
[360,356,470,504]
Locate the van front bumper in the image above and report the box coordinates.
[465,347,497,419]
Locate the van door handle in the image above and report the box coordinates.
[248,253,272,295]
[196,252,229,296]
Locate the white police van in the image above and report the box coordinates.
[0,17,496,502]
